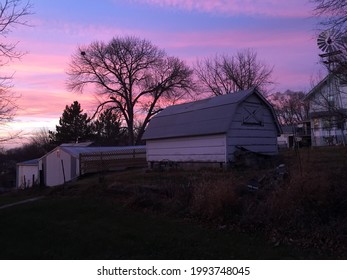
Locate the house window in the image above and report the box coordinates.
[339,76,347,85]
[335,117,345,130]
[242,105,263,126]
[336,121,345,130]
[322,117,333,130]
[313,118,320,129]
[327,94,335,108]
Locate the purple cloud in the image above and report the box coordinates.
[131,0,315,17]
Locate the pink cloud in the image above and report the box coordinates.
[10,21,319,121]
[2,9,320,148]
[157,29,312,52]
[130,0,314,18]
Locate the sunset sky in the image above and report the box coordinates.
[2,0,324,148]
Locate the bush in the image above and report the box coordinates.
[234,147,347,258]
[190,176,239,221]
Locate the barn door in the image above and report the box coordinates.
[242,105,263,125]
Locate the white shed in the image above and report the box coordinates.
[142,88,281,167]
[39,144,81,187]
[16,159,40,189]
[39,143,146,187]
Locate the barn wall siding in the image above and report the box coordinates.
[228,136,277,146]
[146,135,227,163]
[226,96,278,159]
[228,127,277,138]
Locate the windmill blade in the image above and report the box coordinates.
[317,29,344,53]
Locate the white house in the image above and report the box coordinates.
[16,159,40,189]
[142,88,281,167]
[277,125,295,149]
[304,73,347,146]
[278,122,312,149]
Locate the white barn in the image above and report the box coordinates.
[142,88,281,167]
[16,159,40,189]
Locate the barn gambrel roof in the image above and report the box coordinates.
[142,88,281,140]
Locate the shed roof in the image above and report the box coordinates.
[142,88,280,140]
[60,142,94,147]
[17,158,40,166]
[58,145,146,159]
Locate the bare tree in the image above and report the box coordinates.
[195,49,274,96]
[67,36,194,145]
[0,0,32,129]
[29,128,55,151]
[194,55,235,96]
[0,76,16,124]
[312,0,347,32]
[270,90,309,125]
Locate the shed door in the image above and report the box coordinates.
[71,157,77,178]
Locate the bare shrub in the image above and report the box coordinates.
[190,176,239,221]
[236,148,347,257]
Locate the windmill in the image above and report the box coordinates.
[317,29,344,55]
[317,28,347,76]
[316,29,347,145]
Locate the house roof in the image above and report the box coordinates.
[304,74,331,101]
[142,88,281,140]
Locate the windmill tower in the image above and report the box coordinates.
[317,29,344,103]
[317,29,345,144]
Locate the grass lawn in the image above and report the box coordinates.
[1,146,345,260]
[0,195,307,260]
[0,188,48,207]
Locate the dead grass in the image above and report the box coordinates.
[234,147,347,258]
[15,146,346,259]
[189,175,237,221]
[97,147,347,258]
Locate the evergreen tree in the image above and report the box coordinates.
[50,101,92,144]
[92,108,127,146]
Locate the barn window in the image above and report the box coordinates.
[242,105,263,126]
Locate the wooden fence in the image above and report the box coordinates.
[79,147,147,175]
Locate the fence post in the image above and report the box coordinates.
[79,154,82,176]
[99,152,105,183]
[61,159,66,184]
